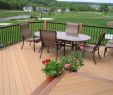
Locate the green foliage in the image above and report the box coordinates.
[110,6,113,12]
[0,0,101,12]
[60,51,84,72]
[42,60,62,77]
[99,3,109,12]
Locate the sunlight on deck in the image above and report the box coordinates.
[0,42,113,95]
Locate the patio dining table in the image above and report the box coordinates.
[34,31,91,55]
[34,31,91,42]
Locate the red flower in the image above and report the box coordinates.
[42,60,46,65]
[64,64,71,68]
[42,59,50,65]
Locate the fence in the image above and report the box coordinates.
[0,21,113,48]
[0,21,43,48]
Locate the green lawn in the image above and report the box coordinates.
[0,10,34,18]
[0,11,113,27]
[46,12,113,26]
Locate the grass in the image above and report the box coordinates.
[0,10,34,18]
[1,11,113,26]
[1,11,113,47]
[47,12,113,26]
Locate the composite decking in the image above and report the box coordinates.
[0,42,113,95]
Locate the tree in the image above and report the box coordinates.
[110,6,113,12]
[99,3,109,12]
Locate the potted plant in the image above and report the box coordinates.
[42,59,63,82]
[60,51,84,72]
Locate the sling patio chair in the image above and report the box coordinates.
[20,22,40,52]
[81,32,105,65]
[104,39,113,57]
[64,23,81,50]
[39,29,64,59]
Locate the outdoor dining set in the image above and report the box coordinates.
[19,22,113,64]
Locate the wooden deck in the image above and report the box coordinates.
[0,42,113,95]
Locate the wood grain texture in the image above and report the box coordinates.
[0,42,113,95]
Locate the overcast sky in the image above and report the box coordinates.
[57,0,113,3]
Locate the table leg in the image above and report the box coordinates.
[64,41,65,56]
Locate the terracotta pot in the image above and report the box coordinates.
[46,76,54,82]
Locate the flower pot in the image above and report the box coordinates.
[46,76,54,82]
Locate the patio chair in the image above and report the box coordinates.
[20,22,40,52]
[66,23,80,36]
[82,32,105,65]
[39,29,64,59]
[104,40,113,57]
[65,23,80,49]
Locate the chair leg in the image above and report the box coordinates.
[64,41,66,56]
[71,42,74,50]
[21,40,24,49]
[40,46,43,59]
[33,42,35,52]
[93,52,96,65]
[104,47,107,57]
[98,48,101,59]
[47,46,49,53]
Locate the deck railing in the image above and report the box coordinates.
[47,22,113,45]
[0,21,113,48]
[0,21,43,48]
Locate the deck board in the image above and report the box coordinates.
[10,46,25,95]
[0,50,3,95]
[49,74,113,95]
[7,48,18,95]
[14,45,32,94]
[0,42,113,95]
[3,48,11,95]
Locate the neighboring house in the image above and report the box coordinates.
[23,6,33,12]
[89,4,100,10]
[36,7,49,13]
[65,9,70,13]
[55,9,62,13]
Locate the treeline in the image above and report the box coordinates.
[0,0,95,11]
[0,0,113,12]
[0,0,56,9]
[0,0,27,9]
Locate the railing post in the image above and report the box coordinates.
[43,20,48,29]
[79,23,83,33]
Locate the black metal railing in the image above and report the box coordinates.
[47,22,113,45]
[83,25,113,45]
[29,21,43,33]
[0,24,21,47]
[47,21,66,31]
[0,21,43,48]
[0,21,113,48]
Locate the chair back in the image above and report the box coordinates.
[20,22,32,39]
[66,23,79,36]
[39,29,57,47]
[93,32,105,51]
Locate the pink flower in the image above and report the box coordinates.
[80,45,84,50]
[64,64,71,68]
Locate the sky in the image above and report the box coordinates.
[57,0,113,3]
